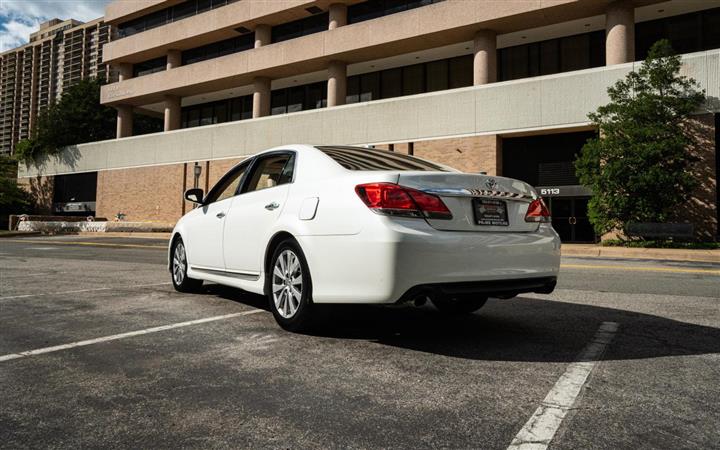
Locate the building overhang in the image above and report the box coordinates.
[102,0,366,65]
[30,49,720,178]
[102,0,676,107]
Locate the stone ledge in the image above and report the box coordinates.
[17,221,175,233]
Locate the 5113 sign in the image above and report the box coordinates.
[539,188,560,196]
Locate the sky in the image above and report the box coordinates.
[0,0,111,52]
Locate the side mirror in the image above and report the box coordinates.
[184,188,204,204]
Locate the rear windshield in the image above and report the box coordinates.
[316,146,452,172]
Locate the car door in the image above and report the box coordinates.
[183,161,249,270]
[223,152,295,274]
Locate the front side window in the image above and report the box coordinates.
[243,154,295,193]
[205,162,248,204]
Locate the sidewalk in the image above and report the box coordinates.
[562,244,720,264]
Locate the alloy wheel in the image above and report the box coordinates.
[173,242,187,285]
[272,249,303,318]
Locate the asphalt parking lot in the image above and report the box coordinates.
[1,235,719,449]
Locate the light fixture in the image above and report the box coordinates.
[657,9,664,13]
[193,162,202,189]
[305,6,323,14]
[234,26,251,34]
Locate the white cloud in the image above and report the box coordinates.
[1,19,40,52]
[0,0,111,52]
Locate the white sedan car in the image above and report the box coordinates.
[170,144,560,331]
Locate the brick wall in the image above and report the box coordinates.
[18,175,54,215]
[96,158,247,223]
[412,135,501,174]
[681,113,717,240]
[96,164,186,223]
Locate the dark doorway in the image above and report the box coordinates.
[502,130,597,243]
[53,172,97,216]
[544,197,596,243]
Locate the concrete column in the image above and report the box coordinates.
[473,29,497,85]
[166,49,181,70]
[163,95,181,131]
[329,3,348,30]
[255,24,271,48]
[606,0,635,65]
[253,77,271,118]
[327,60,347,107]
[116,104,133,138]
[117,63,133,82]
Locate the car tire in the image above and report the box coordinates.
[171,237,203,293]
[431,294,488,314]
[267,239,314,332]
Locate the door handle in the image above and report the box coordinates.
[265,202,280,211]
[216,212,226,219]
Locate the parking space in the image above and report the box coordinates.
[1,236,718,449]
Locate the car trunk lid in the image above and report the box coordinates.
[397,173,540,232]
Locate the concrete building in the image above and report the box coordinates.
[0,18,112,155]
[18,0,720,241]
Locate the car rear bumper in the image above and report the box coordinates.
[396,276,557,303]
[297,217,561,304]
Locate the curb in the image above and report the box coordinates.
[562,245,720,264]
[0,231,42,238]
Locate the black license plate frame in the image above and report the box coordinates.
[472,198,509,226]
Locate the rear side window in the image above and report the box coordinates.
[243,153,295,193]
[316,146,451,172]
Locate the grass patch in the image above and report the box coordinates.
[601,239,720,249]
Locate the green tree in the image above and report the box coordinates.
[575,40,706,237]
[0,155,31,218]
[15,78,116,163]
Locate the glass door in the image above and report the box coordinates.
[544,197,596,243]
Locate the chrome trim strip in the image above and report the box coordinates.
[191,265,260,281]
[423,188,536,202]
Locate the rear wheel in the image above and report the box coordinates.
[431,294,488,314]
[268,239,314,332]
[171,238,203,293]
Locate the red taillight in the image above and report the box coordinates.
[355,183,452,220]
[525,198,551,223]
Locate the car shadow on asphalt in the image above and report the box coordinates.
[202,284,720,363]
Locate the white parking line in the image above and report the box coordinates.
[0,282,172,301]
[0,309,264,363]
[507,321,619,450]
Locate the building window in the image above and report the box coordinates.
[132,56,167,77]
[181,94,252,129]
[271,12,329,43]
[117,0,240,38]
[636,8,720,60]
[346,54,472,104]
[181,34,254,65]
[348,0,444,25]
[498,30,605,81]
[270,81,328,115]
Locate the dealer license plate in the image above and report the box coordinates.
[472,198,509,226]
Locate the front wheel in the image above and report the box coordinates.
[431,294,488,314]
[268,239,314,332]
[171,238,203,293]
